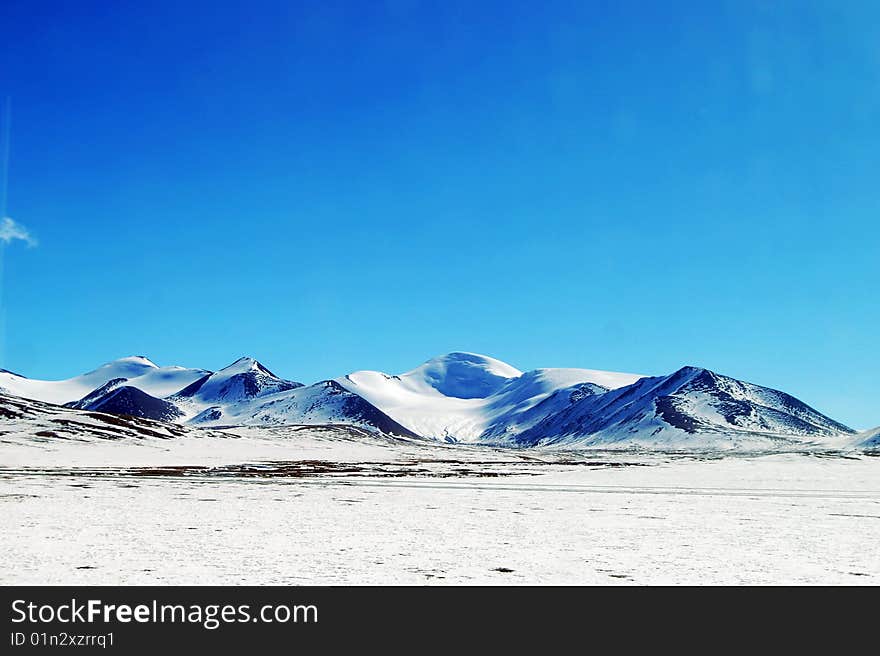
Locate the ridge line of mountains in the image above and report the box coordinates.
[1,352,876,448]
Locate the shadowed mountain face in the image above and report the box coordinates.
[313,381,421,438]
[0,392,193,441]
[858,427,880,448]
[192,380,420,439]
[172,357,302,404]
[73,386,183,422]
[66,378,128,410]
[509,366,854,446]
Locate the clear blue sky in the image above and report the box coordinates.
[0,1,877,427]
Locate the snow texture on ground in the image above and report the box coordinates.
[1,426,878,585]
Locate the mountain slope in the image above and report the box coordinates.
[65,378,129,409]
[171,357,302,406]
[856,426,880,448]
[70,386,183,422]
[0,357,208,405]
[403,352,523,399]
[509,366,855,447]
[0,391,194,442]
[187,380,419,438]
[338,352,644,441]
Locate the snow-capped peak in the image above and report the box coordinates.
[0,356,206,405]
[404,352,523,399]
[337,355,644,441]
[89,356,159,377]
[218,356,269,376]
[120,355,158,368]
[171,356,301,405]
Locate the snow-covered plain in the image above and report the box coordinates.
[2,425,878,585]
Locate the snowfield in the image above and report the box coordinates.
[2,424,879,585]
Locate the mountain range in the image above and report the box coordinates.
[0,352,874,448]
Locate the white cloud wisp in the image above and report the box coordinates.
[0,217,37,247]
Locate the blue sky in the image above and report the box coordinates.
[0,1,877,427]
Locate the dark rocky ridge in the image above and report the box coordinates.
[509,366,855,445]
[76,386,183,422]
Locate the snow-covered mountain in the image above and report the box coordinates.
[0,391,197,442]
[504,366,854,447]
[69,386,184,422]
[171,357,302,407]
[0,351,865,448]
[855,426,880,448]
[338,352,644,442]
[66,356,307,426]
[0,356,208,405]
[189,379,419,437]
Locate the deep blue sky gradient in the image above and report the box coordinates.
[1,1,878,426]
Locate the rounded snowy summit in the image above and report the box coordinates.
[405,352,522,399]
